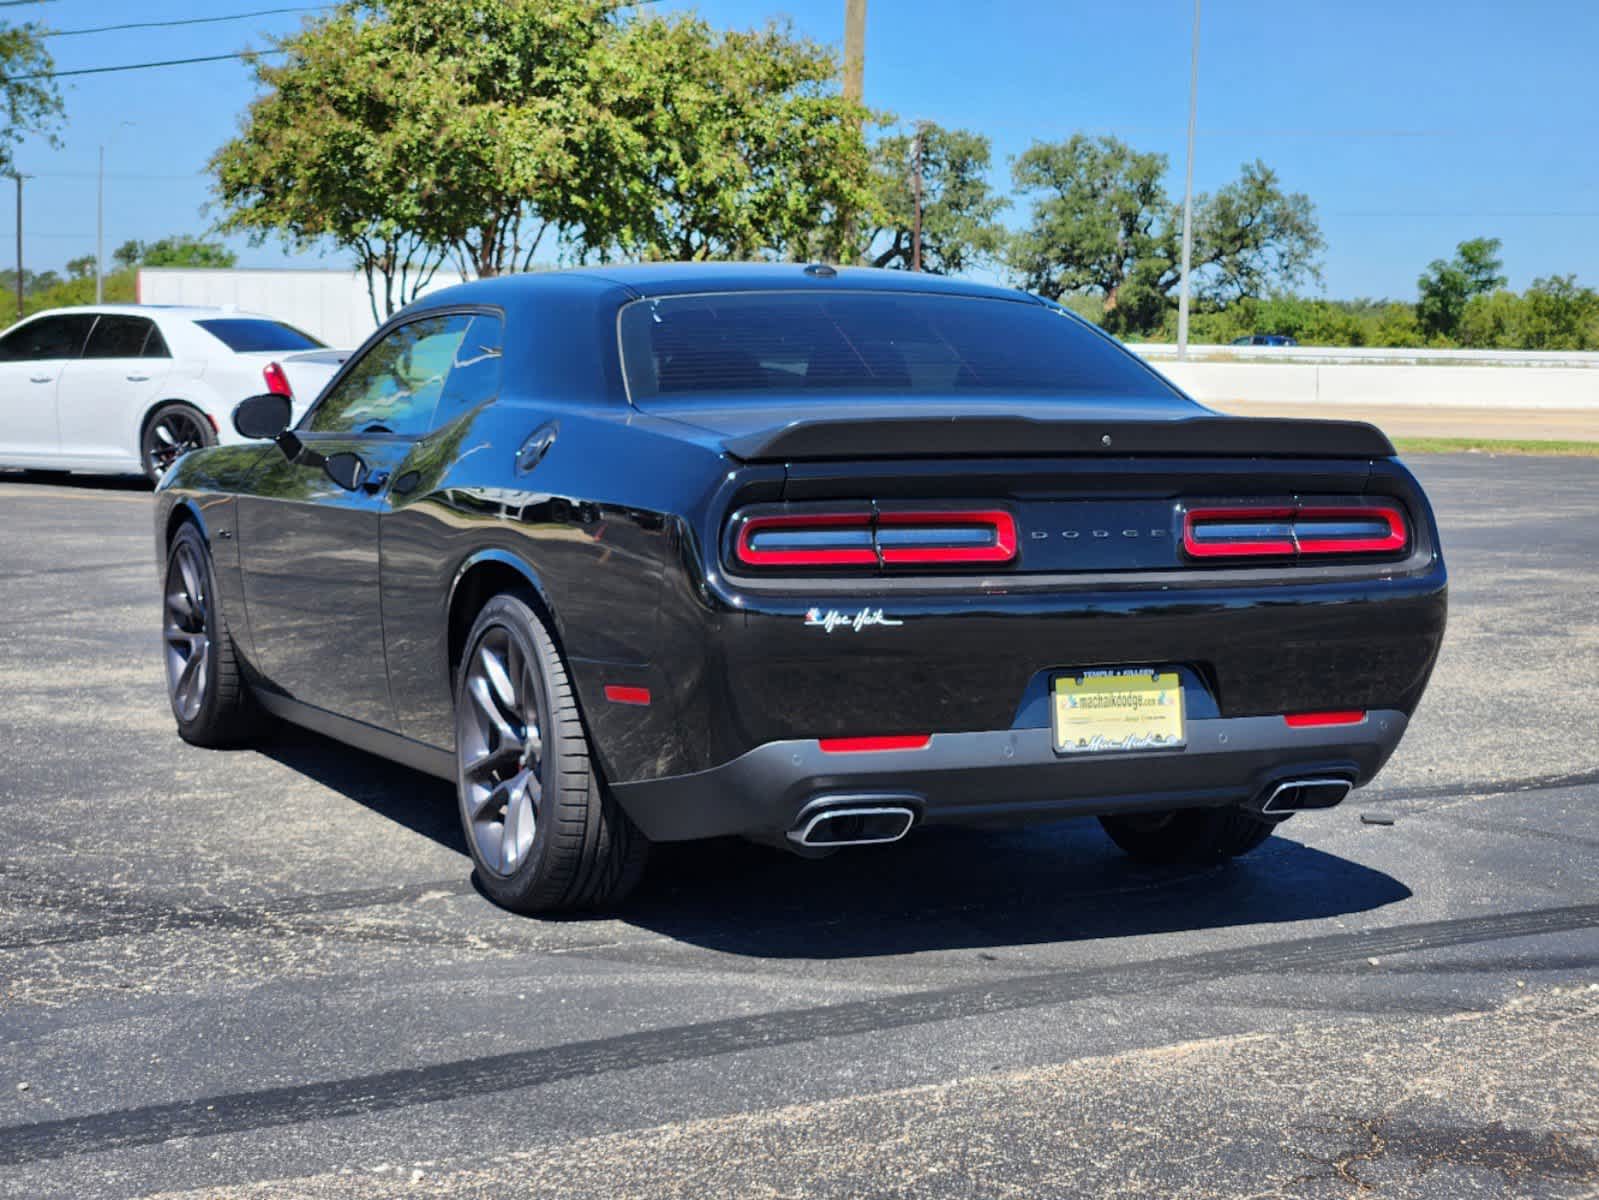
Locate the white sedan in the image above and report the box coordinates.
[0,304,349,481]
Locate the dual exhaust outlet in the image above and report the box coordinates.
[787,797,918,848]
[785,778,1354,848]
[1258,776,1353,815]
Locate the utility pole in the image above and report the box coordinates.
[840,0,866,264]
[13,172,23,317]
[96,145,104,304]
[910,124,925,272]
[843,0,866,106]
[1176,0,1201,361]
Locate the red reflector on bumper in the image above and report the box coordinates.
[603,685,652,706]
[1283,710,1366,728]
[818,735,932,753]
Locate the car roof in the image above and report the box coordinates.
[414,263,1043,308]
[18,304,280,322]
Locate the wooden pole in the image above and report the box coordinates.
[14,173,22,317]
[839,0,866,264]
[911,124,924,272]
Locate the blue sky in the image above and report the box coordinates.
[9,0,1596,298]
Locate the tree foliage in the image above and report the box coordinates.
[114,235,238,269]
[1416,237,1507,340]
[213,1,871,315]
[863,123,1007,274]
[1007,135,1322,334]
[578,14,873,262]
[1458,275,1599,350]
[0,20,64,175]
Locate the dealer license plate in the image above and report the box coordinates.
[1051,669,1185,755]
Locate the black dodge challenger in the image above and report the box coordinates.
[153,264,1447,913]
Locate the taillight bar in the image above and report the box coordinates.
[1183,503,1409,561]
[735,512,877,567]
[734,509,1017,570]
[876,510,1017,565]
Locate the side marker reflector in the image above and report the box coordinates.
[818,735,932,754]
[1284,710,1366,728]
[603,685,652,706]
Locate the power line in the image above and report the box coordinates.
[43,5,331,39]
[8,49,285,81]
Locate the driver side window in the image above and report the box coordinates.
[308,314,471,436]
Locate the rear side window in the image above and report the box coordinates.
[194,318,323,353]
[432,313,504,426]
[308,314,471,436]
[618,291,1178,402]
[0,313,97,362]
[82,315,157,359]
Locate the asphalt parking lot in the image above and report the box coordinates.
[1,454,1596,1199]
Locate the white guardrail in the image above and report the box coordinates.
[1130,345,1599,411]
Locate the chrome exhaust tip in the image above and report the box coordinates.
[787,797,918,848]
[1260,777,1353,815]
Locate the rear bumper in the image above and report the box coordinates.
[611,709,1408,842]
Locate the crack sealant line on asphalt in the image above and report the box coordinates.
[0,877,477,952]
[1,900,1595,1167]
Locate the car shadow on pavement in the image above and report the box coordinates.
[256,729,469,857]
[0,469,152,492]
[250,732,1411,956]
[623,822,1413,958]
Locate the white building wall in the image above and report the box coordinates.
[136,267,467,349]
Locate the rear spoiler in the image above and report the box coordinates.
[723,415,1396,463]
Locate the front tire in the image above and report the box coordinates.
[162,524,259,747]
[1098,806,1278,864]
[454,594,648,914]
[143,403,216,483]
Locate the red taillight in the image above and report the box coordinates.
[733,509,1016,570]
[735,512,877,568]
[603,685,651,706]
[1183,503,1408,561]
[875,510,1017,565]
[1182,507,1296,558]
[818,735,932,753]
[1292,506,1409,555]
[1284,710,1367,728]
[262,362,293,398]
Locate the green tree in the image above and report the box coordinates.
[1519,275,1599,349]
[0,20,65,174]
[1008,136,1321,334]
[213,2,475,318]
[1416,236,1505,341]
[863,123,1007,274]
[581,15,874,262]
[65,253,96,280]
[115,235,238,269]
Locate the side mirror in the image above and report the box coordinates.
[233,393,293,440]
[322,451,369,492]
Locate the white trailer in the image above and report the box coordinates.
[136,267,466,349]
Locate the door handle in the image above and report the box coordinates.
[125,374,150,382]
[29,375,51,384]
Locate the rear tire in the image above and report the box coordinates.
[143,402,216,483]
[162,524,260,747]
[454,594,648,914]
[1098,806,1279,864]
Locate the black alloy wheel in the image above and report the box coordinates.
[143,403,215,482]
[455,594,648,913]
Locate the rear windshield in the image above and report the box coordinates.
[194,318,323,353]
[618,291,1176,402]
